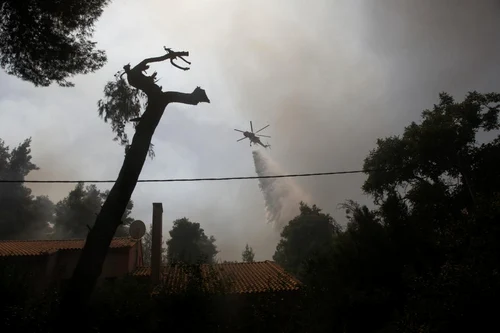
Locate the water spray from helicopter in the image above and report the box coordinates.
[252,149,311,231]
[234,120,310,231]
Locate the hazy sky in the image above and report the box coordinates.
[1,0,499,260]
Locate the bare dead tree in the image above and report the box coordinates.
[56,48,210,330]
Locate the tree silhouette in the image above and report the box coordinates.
[360,91,500,331]
[166,218,218,264]
[241,244,255,263]
[273,202,340,276]
[53,182,134,238]
[57,47,210,327]
[363,91,500,207]
[292,92,500,332]
[0,138,54,239]
[0,0,110,86]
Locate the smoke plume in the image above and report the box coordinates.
[253,150,310,231]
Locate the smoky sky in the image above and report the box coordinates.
[214,0,500,223]
[1,0,499,261]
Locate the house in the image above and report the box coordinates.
[0,236,143,292]
[132,260,302,294]
[131,204,303,331]
[0,203,301,300]
[136,203,301,294]
[0,203,303,331]
[131,261,303,331]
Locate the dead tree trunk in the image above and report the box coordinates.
[56,49,210,331]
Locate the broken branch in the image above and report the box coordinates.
[163,87,211,105]
[137,50,189,70]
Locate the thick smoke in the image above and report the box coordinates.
[212,0,500,224]
[2,0,500,257]
[253,150,310,231]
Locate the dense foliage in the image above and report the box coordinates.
[0,138,54,239]
[0,0,110,86]
[166,218,219,264]
[53,182,134,238]
[273,202,340,276]
[278,91,500,332]
[0,139,135,240]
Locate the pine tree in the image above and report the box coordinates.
[242,244,255,263]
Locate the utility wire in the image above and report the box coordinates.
[0,169,376,184]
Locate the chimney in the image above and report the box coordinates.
[151,202,163,284]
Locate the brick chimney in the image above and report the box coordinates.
[151,202,163,284]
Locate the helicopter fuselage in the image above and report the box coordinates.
[242,131,267,147]
[235,122,271,149]
[243,131,255,139]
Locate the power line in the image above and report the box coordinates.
[0,169,374,184]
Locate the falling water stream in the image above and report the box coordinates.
[252,150,310,231]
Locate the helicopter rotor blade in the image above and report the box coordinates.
[234,129,245,133]
[257,134,271,138]
[237,137,248,142]
[250,121,253,133]
[255,124,270,134]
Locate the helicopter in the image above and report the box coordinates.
[234,121,271,149]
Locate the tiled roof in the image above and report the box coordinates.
[0,237,139,257]
[133,261,301,294]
